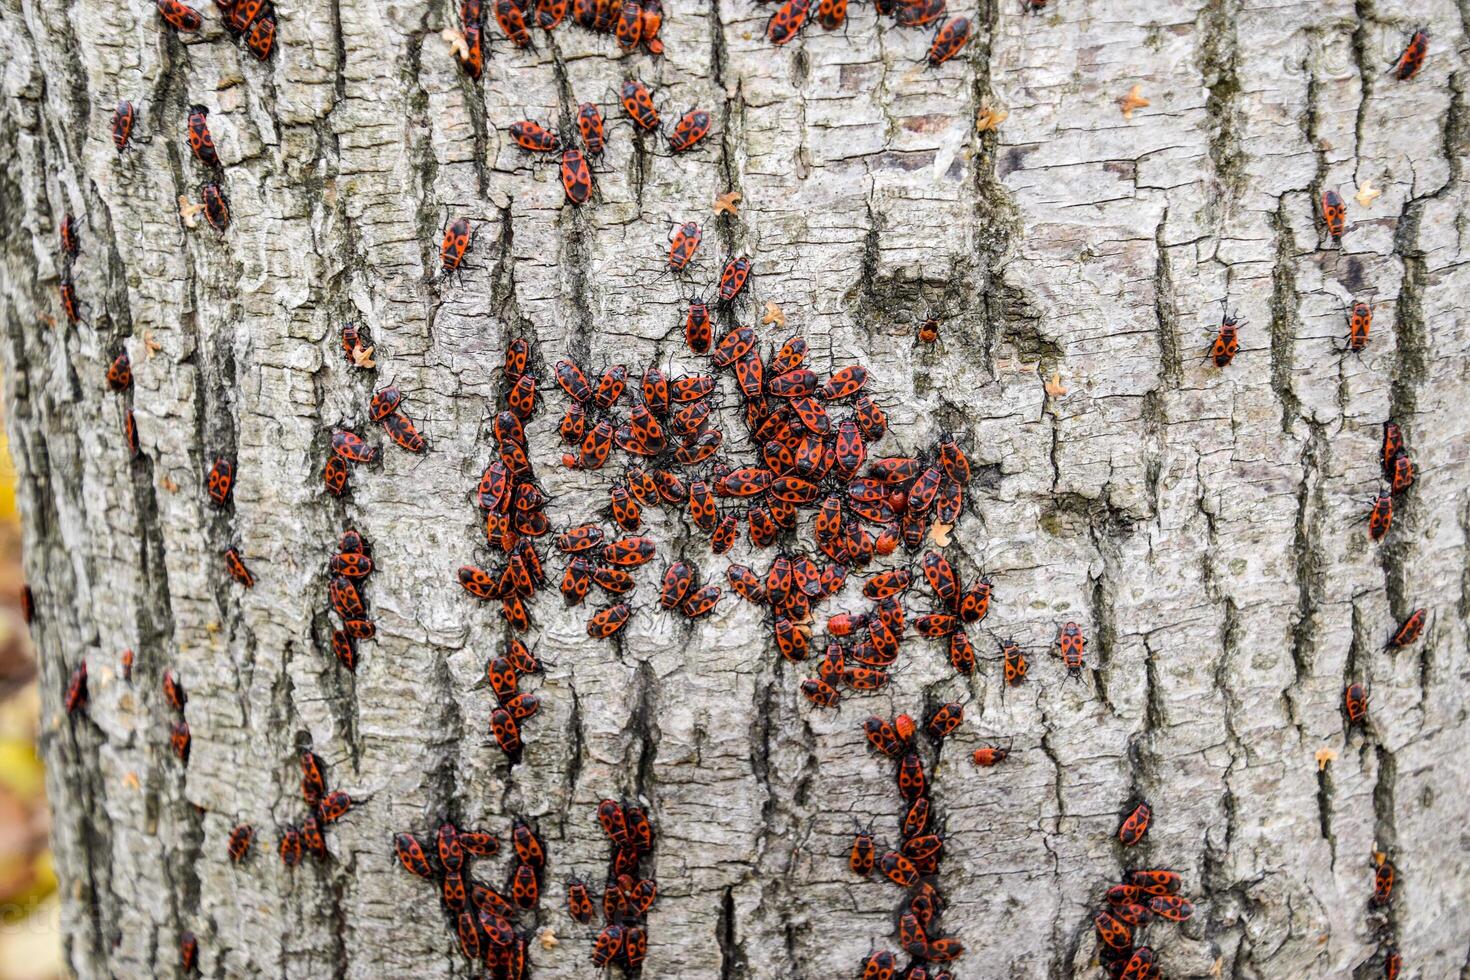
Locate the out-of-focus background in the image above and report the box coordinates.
[0,406,63,980]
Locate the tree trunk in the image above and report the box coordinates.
[1,0,1467,977]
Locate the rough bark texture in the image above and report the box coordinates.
[1,0,1469,977]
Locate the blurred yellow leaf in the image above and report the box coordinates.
[0,434,17,524]
[0,741,44,801]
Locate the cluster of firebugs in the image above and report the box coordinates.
[106,0,280,253]
[257,748,362,867]
[758,0,973,66]
[1085,802,1196,979]
[41,1,1438,976]
[452,0,701,211]
[388,798,659,976]
[392,816,549,976]
[581,800,661,970]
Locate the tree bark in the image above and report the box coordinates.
[2,0,1468,977]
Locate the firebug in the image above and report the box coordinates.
[441,217,473,274]
[1390,28,1428,80]
[157,0,203,31]
[1208,311,1241,366]
[186,105,220,168]
[621,79,660,132]
[1347,300,1372,352]
[561,147,593,205]
[1367,492,1393,541]
[718,256,750,302]
[668,109,712,153]
[1118,801,1152,846]
[227,824,255,863]
[577,103,606,156]
[1386,608,1426,649]
[1321,189,1347,240]
[112,100,136,152]
[766,0,809,44]
[1344,682,1368,723]
[667,221,702,272]
[1057,621,1086,676]
[509,120,559,152]
[927,16,972,65]
[223,548,255,587]
[494,0,532,45]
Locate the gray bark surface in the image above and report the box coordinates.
[1,0,1468,977]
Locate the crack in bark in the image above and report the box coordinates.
[1268,201,1305,430]
[1286,423,1327,727]
[716,885,747,980]
[1200,0,1245,206]
[1152,213,1181,387]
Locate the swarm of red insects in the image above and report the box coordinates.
[553,523,657,639]
[904,548,991,679]
[1093,866,1196,978]
[725,552,849,695]
[485,638,546,757]
[553,357,719,476]
[573,798,658,971]
[466,0,666,55]
[849,706,967,975]
[514,80,710,205]
[458,337,554,639]
[281,747,361,867]
[392,816,541,976]
[762,0,971,68]
[327,527,377,669]
[554,302,973,580]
